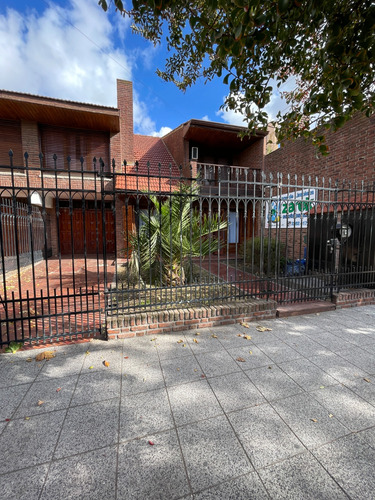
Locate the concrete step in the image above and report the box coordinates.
[276,300,336,318]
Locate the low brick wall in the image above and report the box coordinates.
[332,288,375,308]
[107,299,277,339]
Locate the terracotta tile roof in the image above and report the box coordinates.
[116,135,180,192]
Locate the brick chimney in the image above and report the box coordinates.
[111,79,134,169]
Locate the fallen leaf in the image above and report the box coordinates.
[124,356,129,359]
[148,440,155,446]
[364,378,371,383]
[194,369,198,372]
[211,334,218,338]
[89,365,94,369]
[150,338,157,341]
[26,358,33,363]
[37,400,44,406]
[311,418,318,423]
[177,368,180,371]
[319,386,325,389]
[243,335,252,340]
[249,351,253,355]
[236,357,246,362]
[177,339,184,344]
[85,350,90,355]
[182,344,186,347]
[35,351,55,362]
[268,366,272,369]
[195,332,200,336]
[193,338,199,344]
[25,417,30,420]
[201,374,206,378]
[329,414,334,418]
[103,361,110,367]
[256,326,272,332]
[5,418,10,422]
[241,322,250,328]
[56,388,61,392]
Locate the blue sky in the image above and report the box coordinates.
[0,0,293,136]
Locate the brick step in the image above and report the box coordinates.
[276,300,336,318]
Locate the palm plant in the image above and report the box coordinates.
[129,182,227,286]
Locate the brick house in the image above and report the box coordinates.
[0,79,135,265]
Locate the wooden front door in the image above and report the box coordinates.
[59,207,115,255]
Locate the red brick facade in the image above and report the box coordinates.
[265,113,375,185]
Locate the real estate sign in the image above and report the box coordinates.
[265,188,316,228]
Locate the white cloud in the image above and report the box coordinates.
[216,77,297,126]
[151,126,172,137]
[0,0,170,135]
[200,115,210,121]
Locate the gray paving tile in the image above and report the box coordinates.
[40,446,117,500]
[272,393,350,448]
[160,354,202,387]
[81,344,123,372]
[117,429,190,499]
[313,433,375,500]
[0,464,49,500]
[344,378,375,406]
[0,410,66,474]
[154,333,193,360]
[240,329,280,346]
[337,347,375,374]
[278,358,339,391]
[245,365,304,402]
[193,472,269,500]
[0,383,31,420]
[71,370,121,406]
[54,398,119,459]
[123,336,160,360]
[258,452,348,499]
[119,388,173,441]
[168,379,223,426]
[226,344,273,370]
[228,403,304,469]
[303,331,353,353]
[122,361,164,395]
[310,352,368,384]
[178,415,253,493]
[186,331,226,354]
[357,427,375,450]
[195,350,241,378]
[14,377,76,418]
[216,326,256,348]
[209,371,265,413]
[36,350,85,380]
[311,384,375,432]
[282,335,331,358]
[257,340,303,364]
[0,357,43,388]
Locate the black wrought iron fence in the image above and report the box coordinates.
[0,149,374,348]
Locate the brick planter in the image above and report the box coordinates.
[332,288,375,308]
[106,298,277,339]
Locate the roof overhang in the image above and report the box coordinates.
[0,90,120,133]
[179,119,267,150]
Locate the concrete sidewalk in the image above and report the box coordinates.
[1,305,375,499]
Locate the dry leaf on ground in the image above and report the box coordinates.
[35,351,55,362]
[148,440,155,446]
[211,334,218,338]
[236,357,246,362]
[256,326,272,332]
[243,335,252,340]
[56,388,61,392]
[241,322,250,328]
[177,340,184,344]
[329,414,334,418]
[89,365,94,369]
[364,378,371,383]
[195,332,200,336]
[311,418,318,422]
[26,358,33,363]
[193,338,199,344]
[103,361,110,367]
[37,400,44,406]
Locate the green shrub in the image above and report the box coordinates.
[240,237,286,276]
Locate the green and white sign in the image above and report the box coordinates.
[265,188,316,228]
